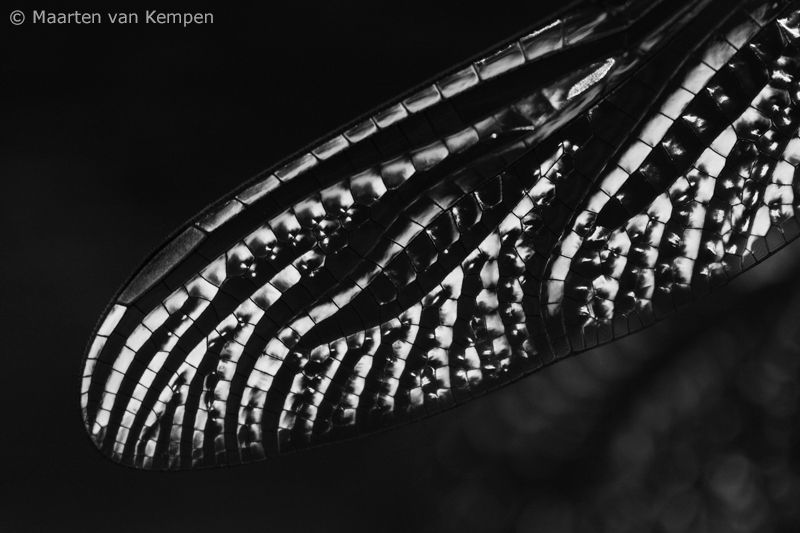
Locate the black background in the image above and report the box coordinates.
[4,2,800,532]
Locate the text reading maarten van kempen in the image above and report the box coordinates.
[30,11,213,26]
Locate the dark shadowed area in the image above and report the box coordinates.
[3,2,799,532]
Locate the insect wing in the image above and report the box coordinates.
[81,0,800,469]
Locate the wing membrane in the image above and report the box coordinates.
[81,0,800,469]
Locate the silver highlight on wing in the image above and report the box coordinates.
[81,0,800,469]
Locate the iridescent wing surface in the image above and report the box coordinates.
[81,0,800,469]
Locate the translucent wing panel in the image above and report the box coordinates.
[81,0,800,469]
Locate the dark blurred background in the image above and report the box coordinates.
[3,2,799,531]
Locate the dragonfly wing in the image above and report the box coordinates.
[81,0,800,469]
